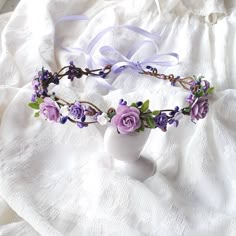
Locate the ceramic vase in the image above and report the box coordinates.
[104,125,156,181]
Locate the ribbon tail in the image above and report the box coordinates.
[56,15,89,24]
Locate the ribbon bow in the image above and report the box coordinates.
[56,15,179,89]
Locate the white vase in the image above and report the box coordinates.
[104,125,156,181]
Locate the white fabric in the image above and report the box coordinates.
[0,0,236,235]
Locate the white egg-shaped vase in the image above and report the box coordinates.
[104,125,156,181]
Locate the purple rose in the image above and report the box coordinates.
[111,105,141,134]
[39,97,60,122]
[70,102,85,120]
[190,97,209,121]
[154,113,168,132]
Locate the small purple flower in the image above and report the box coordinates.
[186,94,195,104]
[32,78,40,89]
[202,80,210,92]
[52,74,59,85]
[31,94,37,102]
[111,105,141,134]
[169,106,179,116]
[99,70,107,79]
[39,97,60,122]
[39,68,49,80]
[32,76,43,97]
[154,113,168,132]
[190,97,209,121]
[68,61,76,81]
[70,102,85,120]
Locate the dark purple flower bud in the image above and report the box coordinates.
[77,122,88,128]
[81,115,86,122]
[67,62,77,80]
[42,89,48,96]
[53,75,59,85]
[175,106,179,112]
[119,99,127,105]
[154,113,168,132]
[171,76,180,86]
[146,65,152,70]
[60,116,68,124]
[70,102,85,120]
[136,101,143,107]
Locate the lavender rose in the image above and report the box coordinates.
[39,97,60,122]
[70,102,85,120]
[191,97,209,121]
[111,105,141,134]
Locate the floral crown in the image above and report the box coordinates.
[28,62,214,134]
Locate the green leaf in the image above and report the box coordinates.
[28,102,39,110]
[152,110,160,116]
[198,75,205,80]
[182,107,191,115]
[206,87,214,94]
[141,100,149,113]
[34,111,40,117]
[197,91,204,97]
[36,97,43,104]
[130,102,138,108]
[136,121,145,132]
[107,112,116,120]
[139,124,145,132]
[146,116,155,128]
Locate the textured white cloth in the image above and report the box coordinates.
[0,0,236,235]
